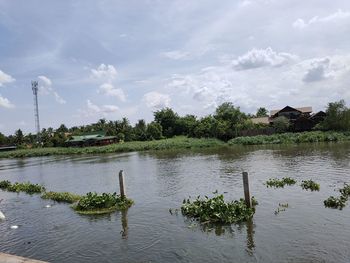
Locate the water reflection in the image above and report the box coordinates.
[120,209,128,239]
[245,219,255,254]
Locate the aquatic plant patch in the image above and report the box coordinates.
[41,191,81,204]
[73,192,134,214]
[0,180,45,194]
[265,177,297,188]
[301,180,320,191]
[274,203,289,215]
[324,183,350,209]
[181,193,256,224]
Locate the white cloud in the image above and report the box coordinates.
[0,70,15,87]
[161,50,190,60]
[293,9,350,29]
[90,64,117,81]
[232,47,297,70]
[79,99,119,117]
[38,75,66,104]
[143,91,171,109]
[98,83,126,102]
[302,58,331,82]
[0,94,14,108]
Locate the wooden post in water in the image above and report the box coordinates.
[119,170,126,199]
[242,172,251,208]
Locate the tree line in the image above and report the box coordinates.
[1,100,349,148]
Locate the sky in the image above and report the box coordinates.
[1,0,350,135]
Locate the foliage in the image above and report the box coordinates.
[0,180,45,194]
[265,177,296,188]
[181,193,256,224]
[41,191,81,203]
[324,183,350,209]
[146,122,163,140]
[229,131,350,145]
[301,180,320,191]
[154,108,179,138]
[0,136,225,158]
[73,192,133,214]
[273,116,290,133]
[320,100,350,131]
[256,107,269,117]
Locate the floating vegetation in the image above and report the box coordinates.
[274,203,289,215]
[181,193,257,224]
[0,180,45,194]
[41,191,81,204]
[73,192,134,215]
[324,183,350,209]
[265,177,297,188]
[301,180,320,191]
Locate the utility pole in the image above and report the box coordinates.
[32,81,41,142]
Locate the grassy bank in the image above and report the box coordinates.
[228,131,350,146]
[0,136,225,159]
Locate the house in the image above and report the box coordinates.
[65,132,117,147]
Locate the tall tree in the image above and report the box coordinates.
[154,108,179,138]
[256,107,269,117]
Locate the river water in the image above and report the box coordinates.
[0,143,350,263]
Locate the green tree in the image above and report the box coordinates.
[56,124,68,133]
[14,129,24,145]
[321,100,350,131]
[146,122,163,140]
[273,116,290,133]
[134,119,148,141]
[0,132,8,145]
[256,107,269,117]
[175,115,198,136]
[154,108,179,138]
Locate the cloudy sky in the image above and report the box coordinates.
[1,0,350,135]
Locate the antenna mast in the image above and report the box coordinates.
[32,81,40,142]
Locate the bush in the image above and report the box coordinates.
[181,193,256,224]
[73,192,133,214]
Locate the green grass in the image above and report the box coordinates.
[0,180,45,194]
[0,136,225,159]
[301,180,320,191]
[72,192,134,214]
[229,131,350,146]
[41,191,81,203]
[265,177,297,188]
[181,193,256,224]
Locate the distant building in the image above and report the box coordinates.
[65,132,117,147]
[250,106,326,132]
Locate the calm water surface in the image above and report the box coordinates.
[0,143,350,263]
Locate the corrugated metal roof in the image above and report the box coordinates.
[270,106,312,116]
[251,117,270,124]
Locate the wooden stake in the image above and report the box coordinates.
[242,172,251,208]
[119,170,126,199]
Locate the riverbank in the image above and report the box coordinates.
[1,131,350,159]
[0,136,225,158]
[229,131,350,145]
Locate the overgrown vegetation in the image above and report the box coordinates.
[265,177,297,188]
[301,180,320,191]
[229,131,350,145]
[73,192,134,214]
[0,180,45,194]
[41,191,81,204]
[0,136,225,158]
[324,184,350,209]
[181,193,256,224]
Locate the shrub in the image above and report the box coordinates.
[181,193,256,224]
[73,192,133,214]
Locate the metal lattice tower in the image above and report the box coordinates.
[31,81,40,140]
